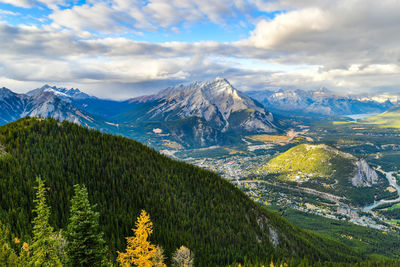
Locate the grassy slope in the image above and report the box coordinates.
[0,118,363,266]
[362,105,400,128]
[264,144,355,180]
[260,144,392,206]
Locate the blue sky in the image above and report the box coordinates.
[0,0,399,99]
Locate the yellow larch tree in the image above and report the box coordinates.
[117,210,156,267]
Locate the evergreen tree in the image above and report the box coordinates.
[29,177,62,266]
[0,222,18,266]
[117,210,156,267]
[66,184,106,266]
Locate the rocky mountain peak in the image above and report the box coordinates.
[0,87,16,99]
[127,78,277,134]
[27,85,92,100]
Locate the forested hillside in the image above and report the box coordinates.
[0,118,363,265]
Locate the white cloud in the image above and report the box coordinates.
[1,0,400,97]
[247,8,332,48]
[0,0,69,8]
[48,0,254,33]
[0,0,34,8]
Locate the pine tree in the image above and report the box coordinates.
[29,177,62,266]
[117,210,156,267]
[172,245,194,267]
[0,222,18,266]
[66,184,106,266]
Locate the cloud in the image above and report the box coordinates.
[247,8,332,48]
[48,0,254,33]
[0,0,68,8]
[0,0,34,8]
[0,0,400,98]
[0,10,21,16]
[244,0,400,69]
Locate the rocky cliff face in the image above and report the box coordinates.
[129,77,278,133]
[351,159,379,187]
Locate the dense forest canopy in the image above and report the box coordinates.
[0,118,369,265]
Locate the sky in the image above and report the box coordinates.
[0,0,399,99]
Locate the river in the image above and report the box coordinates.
[362,168,400,212]
[344,113,379,122]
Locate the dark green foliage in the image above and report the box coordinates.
[0,118,363,266]
[269,207,400,259]
[66,184,106,266]
[0,222,19,266]
[30,177,62,266]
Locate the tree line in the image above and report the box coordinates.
[1,177,194,266]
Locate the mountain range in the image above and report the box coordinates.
[0,79,279,148]
[0,86,100,127]
[0,80,397,149]
[247,89,394,117]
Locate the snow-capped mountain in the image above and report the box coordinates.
[27,84,93,100]
[248,89,393,116]
[124,77,278,133]
[23,89,96,125]
[357,93,400,104]
[0,86,98,126]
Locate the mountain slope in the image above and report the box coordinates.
[259,144,390,206]
[0,118,362,265]
[0,82,278,149]
[26,84,93,100]
[28,85,135,118]
[119,78,277,132]
[0,86,103,127]
[248,89,392,117]
[361,104,400,128]
[114,78,278,148]
[0,87,25,124]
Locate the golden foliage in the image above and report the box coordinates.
[117,210,156,267]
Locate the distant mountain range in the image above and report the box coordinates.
[0,79,278,148]
[247,89,394,117]
[0,81,397,149]
[0,86,99,126]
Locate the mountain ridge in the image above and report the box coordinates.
[248,88,393,117]
[260,143,388,206]
[121,77,278,134]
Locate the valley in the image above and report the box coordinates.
[1,80,400,264]
[176,118,400,234]
[2,1,400,265]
